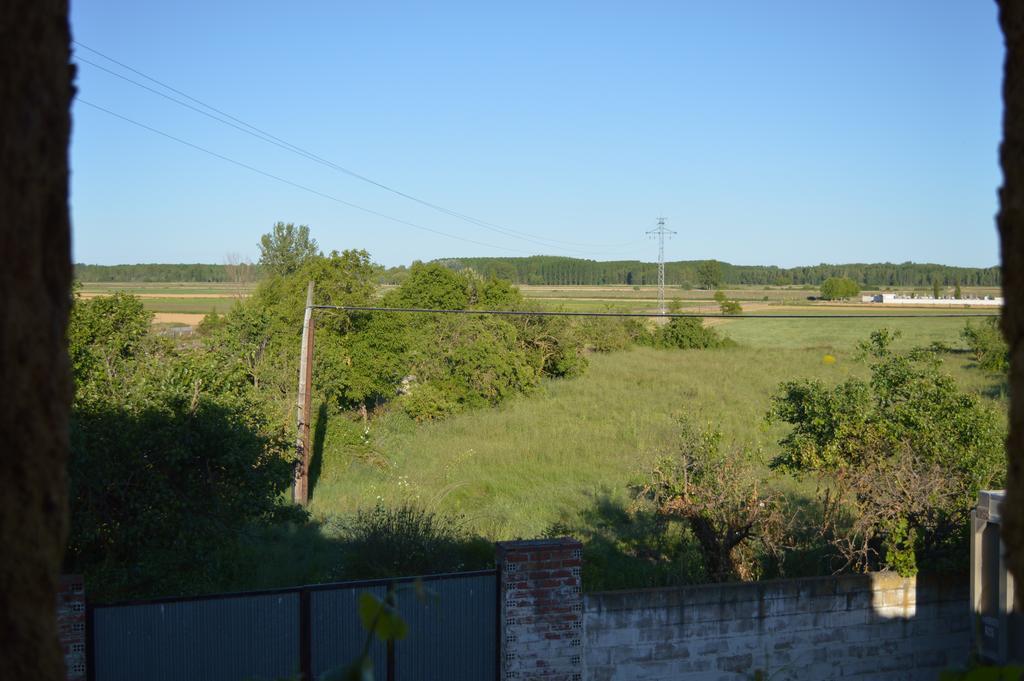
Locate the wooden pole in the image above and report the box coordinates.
[294,281,315,505]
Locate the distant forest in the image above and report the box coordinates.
[75,263,261,283]
[75,258,1002,288]
[432,257,1001,288]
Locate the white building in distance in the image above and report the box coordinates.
[860,293,1004,306]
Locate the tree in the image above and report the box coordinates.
[719,299,743,315]
[954,283,963,299]
[258,222,320,276]
[767,331,1004,573]
[932,279,941,299]
[714,289,742,315]
[819,277,860,300]
[388,262,469,310]
[68,291,152,399]
[632,421,787,581]
[66,293,294,600]
[695,260,722,289]
[224,252,256,297]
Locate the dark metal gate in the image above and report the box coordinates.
[88,570,497,681]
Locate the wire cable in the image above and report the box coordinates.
[73,40,645,254]
[76,98,536,254]
[310,305,1000,319]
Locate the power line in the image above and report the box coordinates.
[76,98,534,254]
[309,305,1000,319]
[73,40,644,255]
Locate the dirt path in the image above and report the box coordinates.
[152,313,206,326]
[79,292,243,299]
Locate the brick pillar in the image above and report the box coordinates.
[496,538,584,681]
[57,575,86,680]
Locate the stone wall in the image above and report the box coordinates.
[584,573,970,681]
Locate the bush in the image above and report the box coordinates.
[632,421,787,581]
[767,331,1005,574]
[654,317,731,349]
[331,505,493,579]
[961,317,1008,373]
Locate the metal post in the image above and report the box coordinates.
[294,281,315,505]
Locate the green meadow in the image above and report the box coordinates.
[306,314,1002,540]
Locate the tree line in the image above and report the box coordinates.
[74,262,253,282]
[427,256,1002,288]
[76,256,1000,289]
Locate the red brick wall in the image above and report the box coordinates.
[57,575,86,680]
[497,538,584,681]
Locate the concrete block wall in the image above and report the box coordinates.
[584,572,970,681]
[497,538,585,681]
[57,575,87,681]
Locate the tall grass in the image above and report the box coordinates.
[308,316,999,540]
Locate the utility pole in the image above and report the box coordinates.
[294,281,315,505]
[645,217,676,315]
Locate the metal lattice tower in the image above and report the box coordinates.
[645,217,676,315]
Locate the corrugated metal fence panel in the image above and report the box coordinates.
[394,572,497,681]
[309,572,496,681]
[92,592,300,681]
[309,584,389,679]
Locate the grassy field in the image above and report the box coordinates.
[74,280,1005,590]
[77,281,999,540]
[306,314,1001,541]
[77,281,1003,318]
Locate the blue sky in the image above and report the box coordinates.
[70,1,1004,268]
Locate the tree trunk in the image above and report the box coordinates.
[997,0,1024,587]
[689,516,737,582]
[0,1,74,679]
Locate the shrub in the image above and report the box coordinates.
[631,421,787,581]
[331,505,493,579]
[767,332,1004,574]
[654,317,731,349]
[961,316,1008,373]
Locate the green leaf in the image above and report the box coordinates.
[358,592,384,632]
[357,592,408,641]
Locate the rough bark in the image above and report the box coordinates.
[998,0,1024,587]
[0,1,74,680]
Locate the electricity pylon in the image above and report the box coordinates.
[645,217,676,315]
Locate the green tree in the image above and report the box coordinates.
[819,277,860,300]
[66,293,294,600]
[388,262,470,310]
[719,299,743,315]
[767,332,1004,573]
[713,289,742,315]
[68,290,152,400]
[962,317,1009,373]
[696,260,722,289]
[932,280,941,299]
[258,222,321,276]
[955,283,963,299]
[632,421,787,581]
